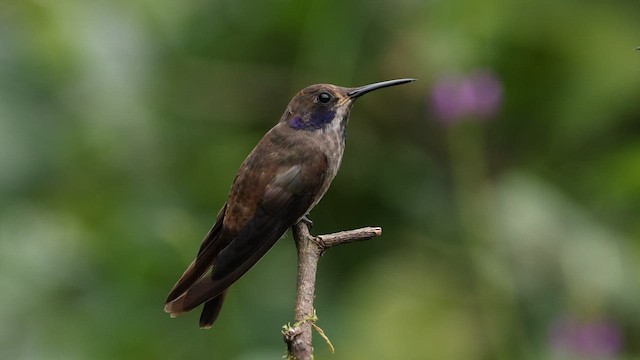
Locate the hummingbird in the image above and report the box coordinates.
[164,78,415,328]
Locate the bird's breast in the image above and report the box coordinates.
[306,120,346,211]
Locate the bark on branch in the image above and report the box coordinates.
[282,222,382,360]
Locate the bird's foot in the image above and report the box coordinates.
[300,215,313,228]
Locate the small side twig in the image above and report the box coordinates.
[283,222,382,360]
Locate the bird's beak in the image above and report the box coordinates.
[347,78,416,99]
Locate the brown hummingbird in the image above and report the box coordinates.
[164,78,415,328]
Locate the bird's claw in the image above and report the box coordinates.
[300,215,313,228]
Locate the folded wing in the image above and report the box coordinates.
[165,155,327,319]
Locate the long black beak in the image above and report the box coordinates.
[347,78,416,98]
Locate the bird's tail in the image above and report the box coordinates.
[199,291,228,329]
[165,289,228,329]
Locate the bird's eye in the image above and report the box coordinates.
[317,92,332,104]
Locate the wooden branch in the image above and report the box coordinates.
[283,222,382,360]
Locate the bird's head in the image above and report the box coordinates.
[282,79,415,131]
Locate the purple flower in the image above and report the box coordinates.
[430,70,503,124]
[549,315,623,358]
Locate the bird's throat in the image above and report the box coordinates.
[289,110,336,130]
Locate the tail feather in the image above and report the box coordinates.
[164,292,186,317]
[199,291,228,329]
[165,205,228,304]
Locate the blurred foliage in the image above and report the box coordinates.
[1,0,639,359]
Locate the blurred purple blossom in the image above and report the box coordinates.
[549,315,623,358]
[430,70,503,124]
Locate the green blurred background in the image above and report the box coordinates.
[1,0,639,359]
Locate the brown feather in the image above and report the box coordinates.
[165,204,228,304]
[199,291,228,329]
[164,125,328,322]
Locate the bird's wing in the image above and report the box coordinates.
[165,156,327,315]
[165,203,228,304]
